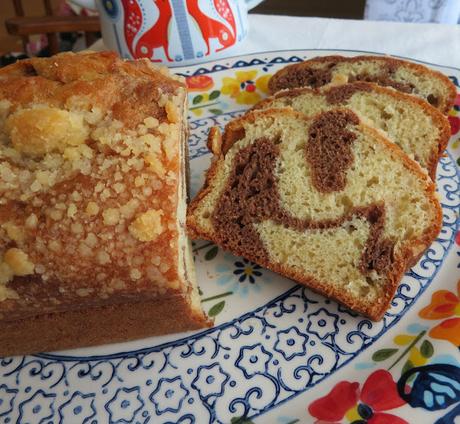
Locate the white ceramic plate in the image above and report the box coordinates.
[1,49,459,424]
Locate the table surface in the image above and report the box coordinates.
[91,14,460,68]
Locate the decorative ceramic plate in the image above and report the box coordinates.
[1,49,460,424]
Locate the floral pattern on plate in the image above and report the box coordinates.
[1,50,459,424]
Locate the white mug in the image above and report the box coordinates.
[70,0,263,66]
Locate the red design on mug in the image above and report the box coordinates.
[188,0,237,54]
[121,0,239,61]
[123,0,173,62]
[123,0,142,57]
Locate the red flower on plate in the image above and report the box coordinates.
[448,116,459,136]
[448,94,460,135]
[308,369,407,423]
[186,75,214,91]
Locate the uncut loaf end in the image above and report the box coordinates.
[0,51,211,356]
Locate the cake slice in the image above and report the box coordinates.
[0,51,211,356]
[187,108,442,320]
[254,82,450,179]
[268,55,456,114]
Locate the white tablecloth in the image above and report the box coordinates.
[92,14,460,68]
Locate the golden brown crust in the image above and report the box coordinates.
[207,126,222,155]
[0,51,183,129]
[187,108,442,320]
[268,55,457,114]
[0,51,210,352]
[0,291,212,357]
[0,51,185,303]
[254,81,451,180]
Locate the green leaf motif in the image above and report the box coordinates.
[402,359,414,376]
[420,340,434,358]
[209,300,225,317]
[209,108,223,115]
[372,348,398,362]
[205,245,218,261]
[230,417,255,424]
[192,94,203,105]
[209,90,221,100]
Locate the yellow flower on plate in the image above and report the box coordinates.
[345,405,361,423]
[255,74,271,94]
[394,334,416,346]
[191,108,204,117]
[221,70,272,105]
[408,346,427,367]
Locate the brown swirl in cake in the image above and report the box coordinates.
[324,82,372,104]
[268,64,335,92]
[306,109,359,193]
[212,131,394,278]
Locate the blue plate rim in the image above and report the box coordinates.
[173,47,460,74]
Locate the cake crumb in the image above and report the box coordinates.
[0,283,19,302]
[71,222,83,234]
[145,153,165,177]
[134,176,145,187]
[67,203,77,219]
[4,248,34,276]
[48,240,62,252]
[0,262,13,284]
[103,208,120,226]
[144,117,159,128]
[129,209,164,242]
[165,100,179,123]
[130,268,142,280]
[97,251,111,265]
[85,233,98,247]
[86,201,100,216]
[2,222,24,243]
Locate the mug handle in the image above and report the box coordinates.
[68,0,97,10]
[245,0,264,10]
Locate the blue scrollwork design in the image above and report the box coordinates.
[0,384,18,417]
[58,391,96,423]
[150,377,189,415]
[106,387,143,423]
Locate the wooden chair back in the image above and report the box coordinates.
[6,0,100,55]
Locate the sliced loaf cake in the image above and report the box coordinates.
[187,108,442,320]
[268,55,456,114]
[254,82,450,179]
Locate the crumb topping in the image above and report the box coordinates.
[3,248,34,277]
[129,209,164,242]
[5,107,89,158]
[0,51,187,312]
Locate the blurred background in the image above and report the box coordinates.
[1,0,458,63]
[251,0,365,19]
[1,0,368,58]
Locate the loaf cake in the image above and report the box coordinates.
[254,82,450,179]
[187,108,442,320]
[0,51,210,356]
[268,55,456,114]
